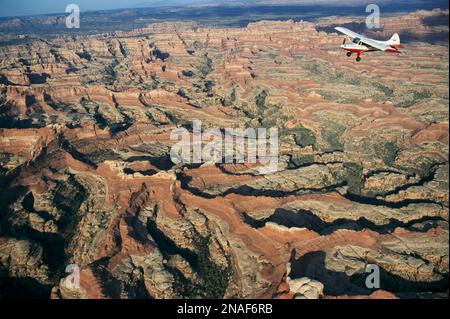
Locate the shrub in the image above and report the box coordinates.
[204,80,214,93]
[375,83,394,97]
[294,127,316,148]
[321,122,346,152]
[255,90,267,110]
[409,157,438,178]
[289,154,314,168]
[182,70,194,77]
[376,141,399,166]
[305,62,322,75]
[199,55,213,77]
[413,90,432,100]
[195,237,231,299]
[344,162,363,194]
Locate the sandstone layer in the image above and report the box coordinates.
[0,10,448,299]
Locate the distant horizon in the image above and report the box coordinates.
[0,0,448,18]
[0,0,191,18]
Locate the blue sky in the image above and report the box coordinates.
[0,0,194,17]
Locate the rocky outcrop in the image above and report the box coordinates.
[0,10,448,299]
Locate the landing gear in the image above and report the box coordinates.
[345,50,363,61]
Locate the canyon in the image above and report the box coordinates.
[0,8,448,299]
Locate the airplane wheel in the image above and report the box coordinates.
[346,52,352,57]
[356,57,361,62]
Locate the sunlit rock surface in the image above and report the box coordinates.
[0,9,448,299]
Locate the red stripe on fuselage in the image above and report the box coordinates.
[343,48,364,53]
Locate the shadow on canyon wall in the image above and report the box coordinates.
[289,250,449,297]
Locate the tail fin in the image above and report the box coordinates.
[387,33,400,46]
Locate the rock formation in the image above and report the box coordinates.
[0,9,448,299]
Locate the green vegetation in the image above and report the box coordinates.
[261,107,279,127]
[344,162,363,194]
[221,88,236,107]
[255,90,268,111]
[413,90,432,100]
[195,236,231,299]
[408,156,438,178]
[395,100,415,108]
[53,176,87,216]
[331,70,345,80]
[204,80,214,93]
[193,40,202,49]
[294,127,317,149]
[374,83,394,97]
[330,166,346,182]
[288,154,314,168]
[199,55,213,77]
[41,175,88,275]
[177,88,187,98]
[396,90,433,108]
[146,220,230,298]
[221,98,232,107]
[85,149,122,164]
[348,77,360,85]
[321,122,346,152]
[304,61,322,75]
[229,87,236,103]
[375,141,399,166]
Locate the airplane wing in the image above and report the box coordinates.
[335,27,401,53]
[334,27,363,40]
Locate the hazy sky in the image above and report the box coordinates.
[0,0,183,17]
[0,0,380,17]
[0,0,447,18]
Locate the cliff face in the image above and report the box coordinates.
[0,10,448,299]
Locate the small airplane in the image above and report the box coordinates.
[335,27,404,62]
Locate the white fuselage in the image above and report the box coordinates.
[342,37,372,52]
[341,43,370,52]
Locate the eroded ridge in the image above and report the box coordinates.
[0,9,448,299]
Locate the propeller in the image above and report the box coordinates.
[342,38,346,45]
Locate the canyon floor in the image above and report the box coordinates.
[0,8,448,299]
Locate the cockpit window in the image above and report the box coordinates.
[352,37,361,44]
